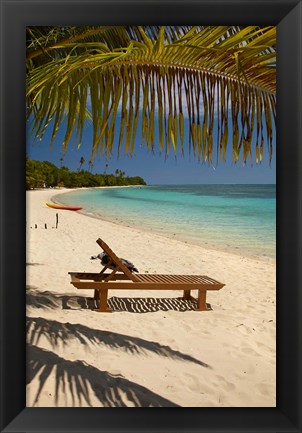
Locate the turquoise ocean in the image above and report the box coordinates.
[54,184,276,260]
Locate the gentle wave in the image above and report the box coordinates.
[54,184,276,260]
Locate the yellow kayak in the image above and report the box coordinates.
[45,202,82,211]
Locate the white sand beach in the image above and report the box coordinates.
[26,188,276,407]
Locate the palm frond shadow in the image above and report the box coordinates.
[27,316,211,369]
[26,286,62,310]
[27,345,179,407]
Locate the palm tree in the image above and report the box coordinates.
[88,159,94,172]
[78,156,85,171]
[26,26,276,165]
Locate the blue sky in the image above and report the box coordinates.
[27,115,276,185]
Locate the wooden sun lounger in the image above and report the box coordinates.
[69,238,225,312]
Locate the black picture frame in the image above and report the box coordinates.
[1,1,301,432]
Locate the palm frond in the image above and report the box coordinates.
[26,25,276,163]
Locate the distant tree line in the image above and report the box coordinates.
[26,159,146,189]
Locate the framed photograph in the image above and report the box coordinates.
[1,0,301,432]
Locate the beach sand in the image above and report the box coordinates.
[26,188,276,407]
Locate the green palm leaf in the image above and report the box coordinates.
[26,25,276,164]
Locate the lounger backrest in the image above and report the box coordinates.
[96,238,139,282]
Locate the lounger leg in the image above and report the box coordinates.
[183,290,191,300]
[95,288,112,313]
[197,290,207,311]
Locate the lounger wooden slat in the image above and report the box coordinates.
[185,275,203,283]
[70,280,222,291]
[136,274,221,287]
[168,275,188,283]
[160,275,180,284]
[146,275,163,283]
[70,272,132,281]
[96,239,139,282]
[162,275,179,284]
[138,274,175,284]
[193,276,208,284]
[200,275,219,284]
[69,238,225,312]
[168,275,191,284]
[196,276,212,284]
[180,275,200,284]
[134,274,148,282]
[179,275,198,283]
[136,274,175,284]
[195,276,213,284]
[158,275,173,283]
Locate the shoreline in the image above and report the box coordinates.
[26,188,276,407]
[51,187,275,264]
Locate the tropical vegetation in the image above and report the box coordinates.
[26,26,276,164]
[26,158,146,189]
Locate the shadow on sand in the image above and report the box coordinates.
[26,285,62,310]
[27,285,212,313]
[65,295,212,313]
[27,286,212,407]
[27,345,179,407]
[27,316,211,368]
